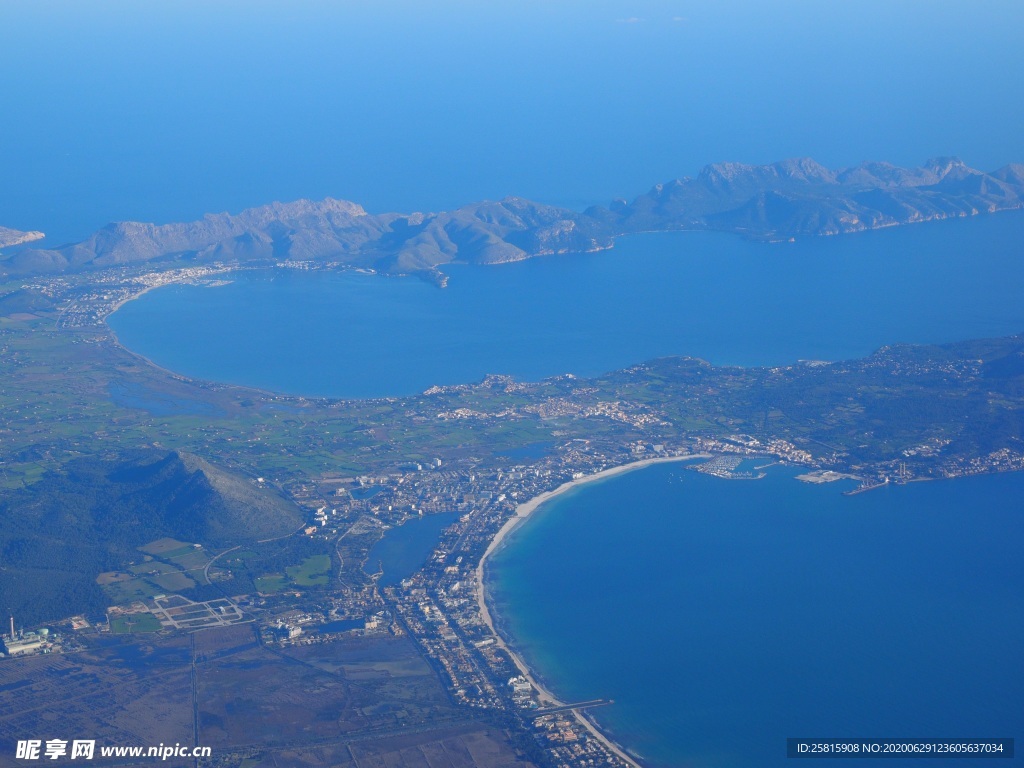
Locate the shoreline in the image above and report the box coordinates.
[474,453,708,768]
[103,280,212,387]
[102,268,232,376]
[100,266,335,403]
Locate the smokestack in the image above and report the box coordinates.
[9,616,14,639]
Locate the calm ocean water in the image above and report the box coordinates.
[3,3,1023,243]
[489,462,1024,767]
[109,211,1024,398]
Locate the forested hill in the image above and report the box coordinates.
[0,451,303,625]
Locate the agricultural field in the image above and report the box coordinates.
[197,633,467,749]
[96,539,217,607]
[139,538,195,557]
[96,571,160,605]
[0,635,194,764]
[231,725,536,768]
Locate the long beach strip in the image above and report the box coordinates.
[475,453,708,768]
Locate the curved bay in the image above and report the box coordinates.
[488,462,1024,767]
[109,212,1024,399]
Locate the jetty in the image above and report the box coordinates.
[526,699,613,718]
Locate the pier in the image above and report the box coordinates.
[526,699,613,717]
[843,478,890,496]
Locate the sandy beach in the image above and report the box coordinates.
[474,453,708,767]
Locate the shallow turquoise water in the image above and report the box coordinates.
[109,212,1024,399]
[489,462,1024,767]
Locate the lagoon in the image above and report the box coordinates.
[366,511,461,587]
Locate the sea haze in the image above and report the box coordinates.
[488,462,1024,767]
[109,212,1024,398]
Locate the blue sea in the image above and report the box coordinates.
[109,212,1024,398]
[489,462,1024,767]
[106,216,1024,766]
[2,2,1023,244]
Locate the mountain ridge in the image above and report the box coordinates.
[0,450,304,624]
[4,157,1022,283]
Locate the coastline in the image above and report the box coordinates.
[100,266,324,402]
[101,267,233,372]
[104,264,245,319]
[101,278,213,387]
[98,263,440,402]
[474,453,708,768]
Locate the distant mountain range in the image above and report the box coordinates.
[592,157,1024,240]
[4,157,1022,285]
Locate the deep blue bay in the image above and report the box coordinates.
[488,462,1024,767]
[108,211,1024,399]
